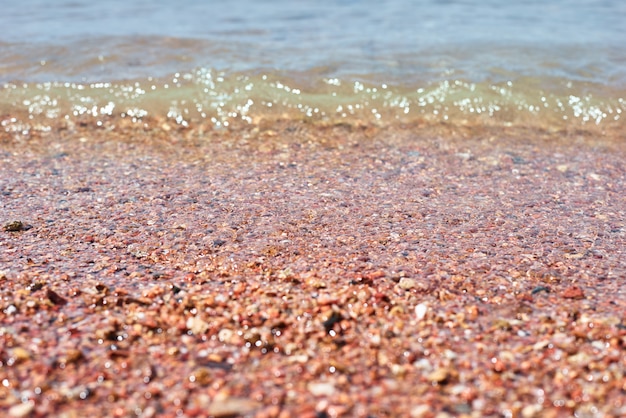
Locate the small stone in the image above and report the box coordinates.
[398,277,417,290]
[531,286,550,295]
[377,350,390,366]
[307,381,336,396]
[217,328,233,343]
[4,221,28,232]
[411,404,431,418]
[8,401,35,418]
[414,303,428,321]
[568,351,591,366]
[427,368,450,384]
[522,404,542,418]
[62,349,84,365]
[190,367,212,385]
[47,289,68,306]
[491,357,506,373]
[562,286,585,300]
[532,340,550,351]
[206,397,261,417]
[11,347,30,363]
[186,316,210,335]
[364,270,385,280]
[442,349,457,360]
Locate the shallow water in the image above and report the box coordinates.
[1,0,625,134]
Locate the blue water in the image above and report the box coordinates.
[2,0,625,83]
[1,0,625,132]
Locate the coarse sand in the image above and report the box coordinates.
[1,121,625,417]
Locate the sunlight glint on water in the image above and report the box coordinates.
[0,0,625,134]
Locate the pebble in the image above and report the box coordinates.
[398,277,417,290]
[562,286,585,299]
[427,368,450,384]
[206,397,261,417]
[186,316,210,335]
[11,347,31,363]
[411,404,431,417]
[218,328,235,343]
[522,404,543,418]
[8,401,35,418]
[307,381,336,397]
[415,303,428,321]
[3,221,27,232]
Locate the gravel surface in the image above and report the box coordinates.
[1,121,625,417]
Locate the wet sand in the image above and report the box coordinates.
[1,121,625,417]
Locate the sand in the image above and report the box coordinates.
[1,120,625,417]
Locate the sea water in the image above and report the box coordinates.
[1,0,625,134]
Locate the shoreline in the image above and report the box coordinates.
[1,122,625,417]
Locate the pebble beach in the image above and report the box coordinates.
[1,119,625,417]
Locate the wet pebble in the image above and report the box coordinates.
[3,221,30,232]
[47,289,68,306]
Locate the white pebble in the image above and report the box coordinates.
[399,277,417,290]
[218,328,234,343]
[410,404,430,417]
[307,381,336,396]
[415,303,428,321]
[186,316,209,335]
[9,401,34,418]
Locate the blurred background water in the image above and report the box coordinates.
[1,0,625,131]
